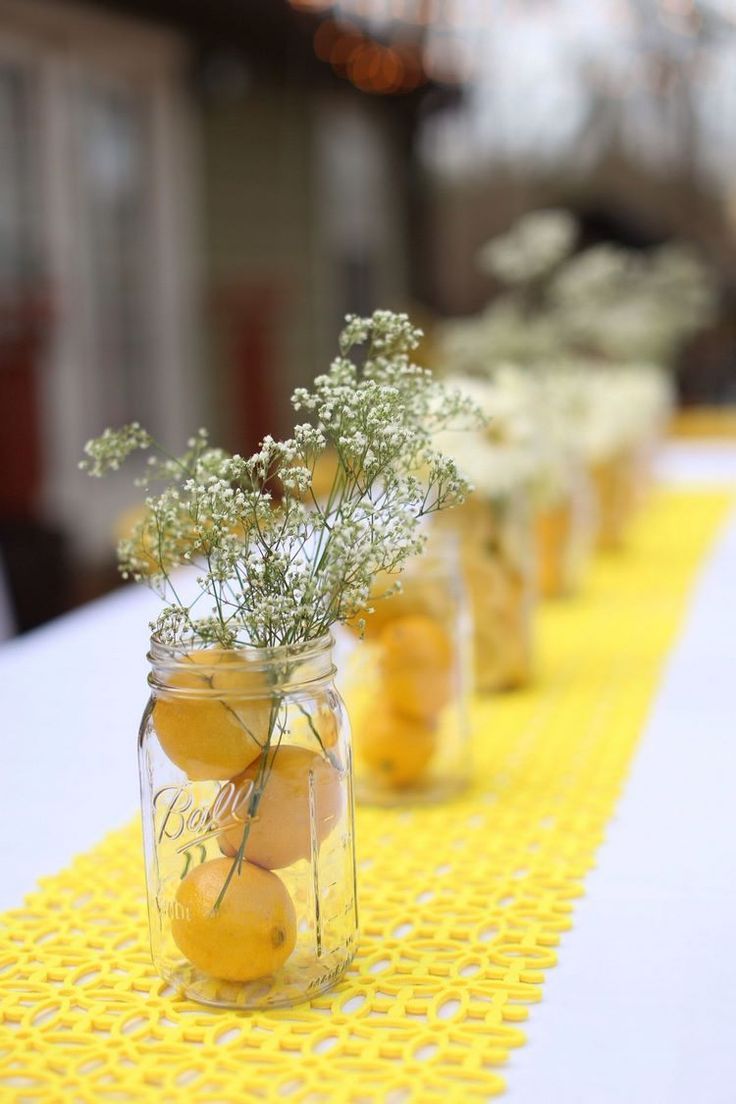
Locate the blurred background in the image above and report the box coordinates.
[1,0,735,637]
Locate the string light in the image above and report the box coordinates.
[298,0,724,97]
[313,18,341,60]
[304,2,432,94]
[289,0,333,12]
[329,30,365,74]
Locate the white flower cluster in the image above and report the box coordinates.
[534,361,675,466]
[82,312,484,649]
[477,209,577,285]
[433,369,547,502]
[443,212,715,373]
[438,302,564,375]
[79,423,152,476]
[433,212,713,485]
[548,242,716,365]
[431,363,668,507]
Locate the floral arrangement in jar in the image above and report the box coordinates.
[455,364,596,599]
[81,311,481,1010]
[431,372,539,692]
[436,209,706,553]
[341,527,473,803]
[535,360,674,549]
[474,208,716,371]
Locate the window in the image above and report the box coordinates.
[0,0,200,558]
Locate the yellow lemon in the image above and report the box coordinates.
[153,650,271,780]
[172,857,296,982]
[378,614,453,722]
[285,697,341,753]
[356,709,437,787]
[219,745,343,870]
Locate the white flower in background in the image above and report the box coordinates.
[434,212,713,487]
[477,208,577,285]
[548,242,717,365]
[647,244,718,335]
[434,368,570,504]
[433,425,535,502]
[548,244,631,306]
[536,361,675,465]
[436,301,564,374]
[433,356,673,513]
[468,211,716,371]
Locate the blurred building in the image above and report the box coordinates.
[1,0,734,634]
[0,0,442,630]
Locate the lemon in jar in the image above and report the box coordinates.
[219,745,343,870]
[153,649,272,780]
[378,614,453,723]
[172,856,296,982]
[355,709,437,787]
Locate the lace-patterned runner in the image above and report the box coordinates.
[1,489,731,1103]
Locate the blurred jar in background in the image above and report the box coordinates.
[534,463,595,598]
[589,448,638,551]
[431,371,539,692]
[626,364,675,512]
[445,491,534,692]
[576,364,675,551]
[343,533,472,805]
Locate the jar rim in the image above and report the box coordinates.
[149,629,333,657]
[148,631,336,693]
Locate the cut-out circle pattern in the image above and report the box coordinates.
[0,491,730,1103]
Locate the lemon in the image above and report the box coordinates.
[308,448,342,500]
[355,708,437,787]
[378,614,453,722]
[219,745,342,870]
[172,857,296,982]
[153,650,271,780]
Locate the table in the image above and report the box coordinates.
[2,441,735,1103]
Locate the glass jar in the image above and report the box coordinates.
[447,492,535,693]
[590,447,638,550]
[139,634,358,1010]
[534,465,595,599]
[342,537,472,805]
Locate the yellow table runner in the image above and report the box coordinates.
[1,489,732,1104]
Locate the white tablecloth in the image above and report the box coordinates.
[2,441,735,1103]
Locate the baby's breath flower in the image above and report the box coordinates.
[477,209,576,285]
[79,423,151,476]
[82,310,485,649]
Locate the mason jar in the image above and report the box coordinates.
[534,464,595,599]
[447,492,535,693]
[139,634,358,1010]
[589,447,639,550]
[342,536,472,805]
